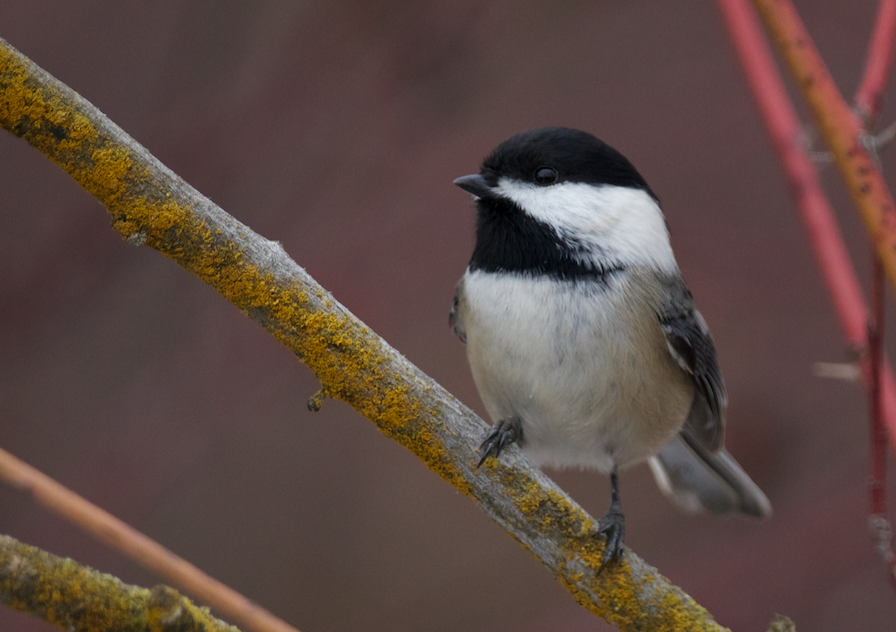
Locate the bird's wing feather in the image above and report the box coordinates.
[657,275,727,452]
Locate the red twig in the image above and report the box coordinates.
[0,445,302,632]
[870,254,886,518]
[869,255,896,588]
[855,0,896,124]
[714,0,896,445]
[862,0,896,589]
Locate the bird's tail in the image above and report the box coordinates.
[647,433,772,519]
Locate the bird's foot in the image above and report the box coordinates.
[477,417,523,467]
[596,506,625,573]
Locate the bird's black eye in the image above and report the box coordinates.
[534,166,558,186]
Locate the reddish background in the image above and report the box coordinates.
[2,2,896,630]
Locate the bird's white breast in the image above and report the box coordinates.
[459,268,693,472]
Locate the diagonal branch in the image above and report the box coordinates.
[0,38,726,631]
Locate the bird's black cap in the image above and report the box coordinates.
[479,127,657,202]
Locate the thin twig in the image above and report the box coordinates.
[869,255,886,519]
[868,255,896,589]
[848,0,896,590]
[0,445,300,632]
[0,37,726,631]
[715,0,896,444]
[855,0,896,124]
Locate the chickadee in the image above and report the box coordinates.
[451,127,771,569]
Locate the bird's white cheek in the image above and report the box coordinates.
[495,180,678,273]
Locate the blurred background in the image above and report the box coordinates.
[2,2,896,630]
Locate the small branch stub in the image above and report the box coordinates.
[768,614,797,632]
[307,388,326,412]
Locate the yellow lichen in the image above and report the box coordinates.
[1,535,239,631]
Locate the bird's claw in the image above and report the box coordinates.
[477,417,523,467]
[596,506,625,573]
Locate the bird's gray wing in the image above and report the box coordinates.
[657,275,727,453]
[449,279,466,344]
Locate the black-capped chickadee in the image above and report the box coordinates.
[451,127,771,569]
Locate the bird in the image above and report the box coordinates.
[450,127,771,570]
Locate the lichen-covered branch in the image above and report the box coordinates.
[0,534,239,632]
[0,37,725,630]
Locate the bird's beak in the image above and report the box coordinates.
[453,173,494,199]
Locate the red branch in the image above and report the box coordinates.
[870,255,886,518]
[855,0,896,123]
[869,254,896,589]
[714,0,896,445]
[860,2,896,587]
